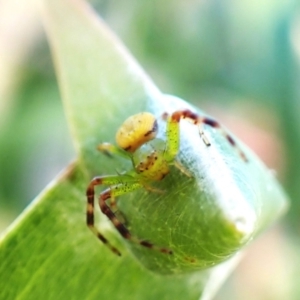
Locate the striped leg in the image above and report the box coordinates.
[86,175,138,256]
[165,109,248,162]
[86,175,173,255]
[99,186,173,255]
[86,177,121,256]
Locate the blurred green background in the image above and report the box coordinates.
[0,0,299,299]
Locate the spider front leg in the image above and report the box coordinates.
[97,143,132,212]
[163,109,248,162]
[86,175,173,256]
[86,175,136,256]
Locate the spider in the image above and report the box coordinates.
[86,109,247,256]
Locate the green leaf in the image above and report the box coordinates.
[0,0,288,299]
[0,165,209,299]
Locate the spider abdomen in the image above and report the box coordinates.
[115,112,158,153]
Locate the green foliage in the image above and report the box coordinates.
[0,0,289,299]
[0,165,206,300]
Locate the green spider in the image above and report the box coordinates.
[86,109,247,256]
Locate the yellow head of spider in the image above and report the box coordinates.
[116,112,158,153]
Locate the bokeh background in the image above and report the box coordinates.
[0,0,300,299]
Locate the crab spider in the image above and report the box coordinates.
[86,109,247,256]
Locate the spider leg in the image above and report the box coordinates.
[198,115,247,161]
[86,175,173,255]
[99,185,173,255]
[86,175,133,256]
[164,109,248,162]
[107,190,127,224]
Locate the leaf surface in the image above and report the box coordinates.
[0,0,288,299]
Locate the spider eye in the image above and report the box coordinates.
[116,112,158,153]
